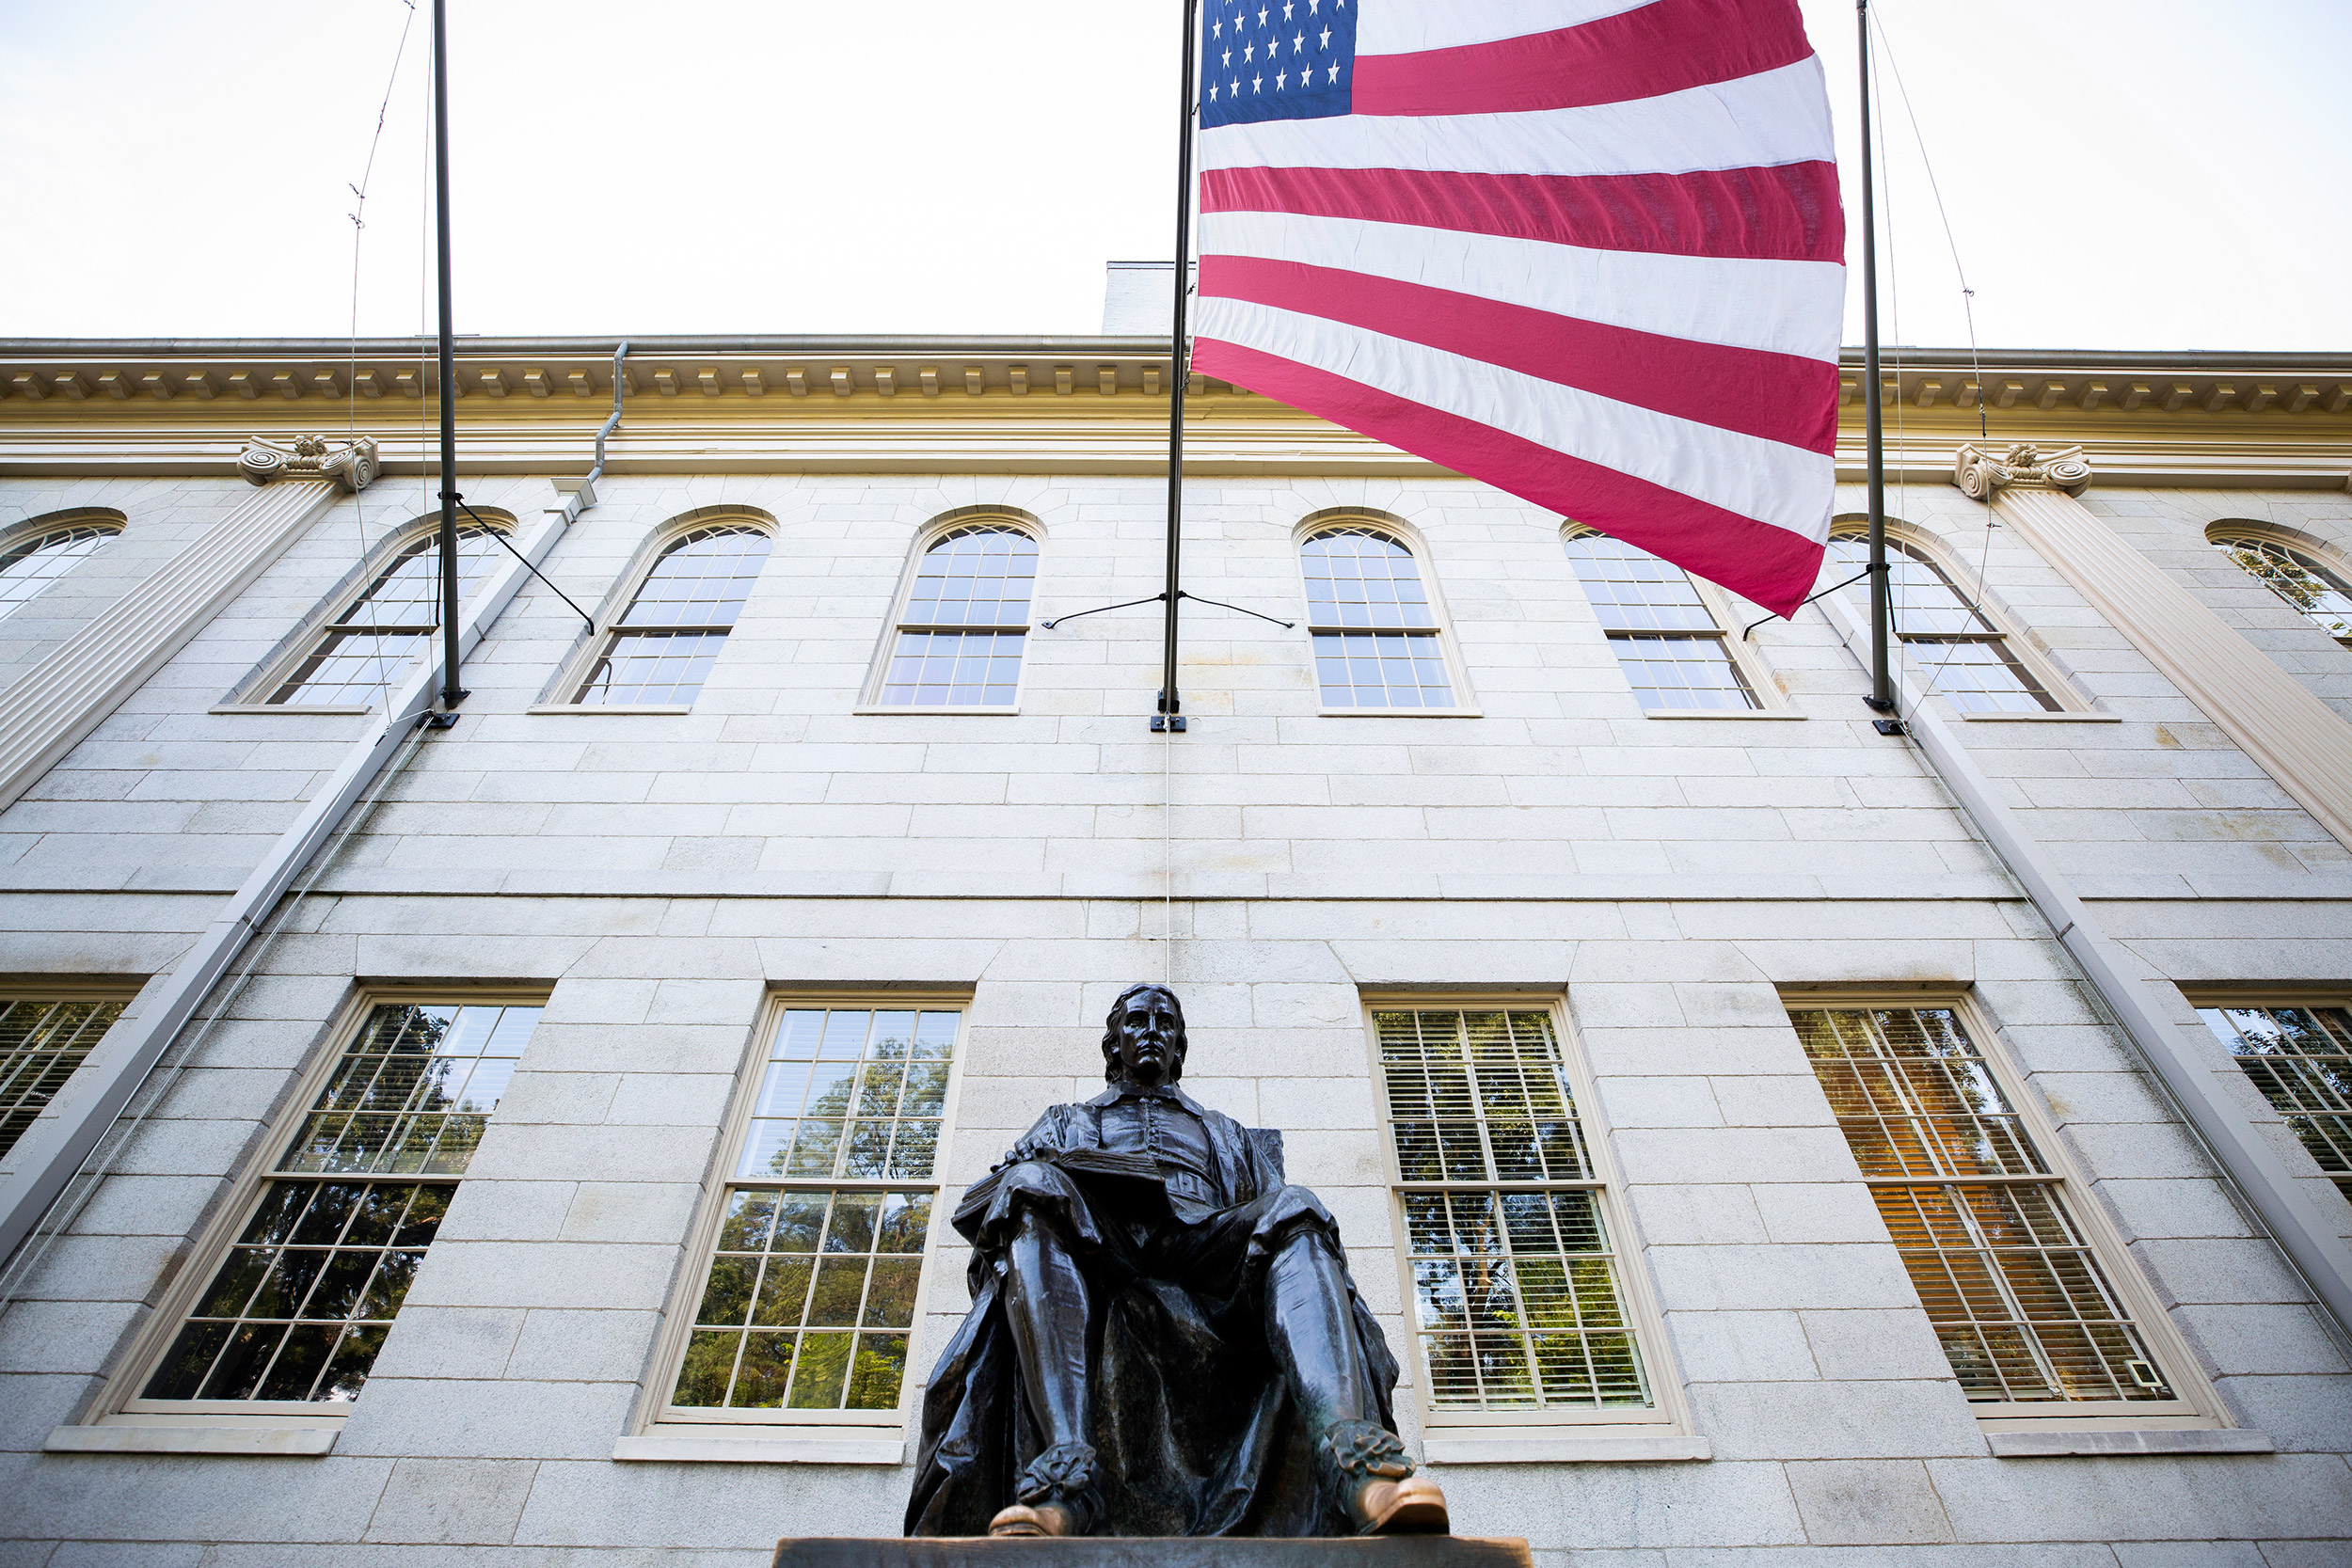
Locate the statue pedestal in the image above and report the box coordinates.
[775,1542,1531,1568]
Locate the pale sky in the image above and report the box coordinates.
[2,1,2346,351]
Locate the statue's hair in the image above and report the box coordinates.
[1100,982,1186,1083]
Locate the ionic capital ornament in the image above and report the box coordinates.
[237,434,379,493]
[1953,441,2092,501]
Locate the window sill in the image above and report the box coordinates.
[45,1422,339,1457]
[1985,1428,2272,1458]
[209,704,373,717]
[852,705,1022,717]
[1641,708,1805,721]
[1959,710,2122,723]
[527,704,693,716]
[615,1429,905,1465]
[1315,707,1484,719]
[1422,1433,1709,1465]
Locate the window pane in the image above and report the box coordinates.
[1825,534,1992,636]
[1301,527,1437,629]
[1377,1008,1644,1414]
[739,1008,959,1181]
[1562,531,1718,633]
[1607,634,1758,712]
[671,1189,937,1414]
[880,630,1026,707]
[269,524,507,705]
[141,1180,445,1403]
[616,526,772,628]
[1791,1006,2175,1403]
[2213,534,2352,642]
[1903,639,2059,714]
[675,1006,957,1420]
[576,630,733,706]
[0,997,126,1158]
[0,522,117,620]
[1312,631,1454,709]
[2198,1006,2352,1206]
[902,527,1038,627]
[281,1004,540,1176]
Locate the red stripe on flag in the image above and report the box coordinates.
[1353,0,1816,119]
[1200,163,1842,264]
[1192,337,1826,618]
[1200,255,1836,456]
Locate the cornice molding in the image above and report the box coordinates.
[3,342,2349,489]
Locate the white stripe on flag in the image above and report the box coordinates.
[1200,210,1844,363]
[1198,57,1834,179]
[1195,296,1835,541]
[1355,0,1661,56]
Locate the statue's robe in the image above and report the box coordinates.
[904,1083,1401,1537]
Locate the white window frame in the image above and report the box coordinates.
[1561,523,1788,716]
[230,508,517,715]
[1361,992,1692,1451]
[538,507,778,715]
[857,508,1043,716]
[0,508,125,622]
[1784,989,2231,1435]
[1295,513,1478,717]
[626,990,971,1461]
[67,984,548,1449]
[1828,519,2085,718]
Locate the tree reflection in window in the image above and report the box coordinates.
[140,1003,539,1405]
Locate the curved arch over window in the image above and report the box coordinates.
[1563,527,1758,711]
[877,524,1039,708]
[2210,530,2352,647]
[574,523,774,706]
[268,519,510,705]
[1300,524,1455,709]
[1826,527,2058,714]
[0,515,122,622]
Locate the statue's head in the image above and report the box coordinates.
[1101,983,1187,1086]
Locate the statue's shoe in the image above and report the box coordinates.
[1352,1473,1451,1535]
[988,1502,1079,1538]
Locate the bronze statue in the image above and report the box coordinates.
[905,983,1449,1540]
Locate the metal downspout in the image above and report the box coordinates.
[1816,582,2352,1344]
[0,366,628,1272]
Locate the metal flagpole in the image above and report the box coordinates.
[431,0,465,721]
[1154,0,1201,735]
[1856,0,1894,721]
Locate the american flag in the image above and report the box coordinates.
[1191,0,1843,618]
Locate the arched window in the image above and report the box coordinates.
[1826,529,2058,714]
[0,516,121,621]
[267,520,510,705]
[876,525,1039,708]
[2210,531,2352,647]
[574,524,773,706]
[1563,528,1759,711]
[1299,524,1456,709]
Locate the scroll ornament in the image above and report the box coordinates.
[1954,441,2092,501]
[237,434,379,494]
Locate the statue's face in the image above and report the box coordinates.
[1110,990,1184,1086]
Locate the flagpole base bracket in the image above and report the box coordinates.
[1151,715,1188,734]
[1872,718,1907,736]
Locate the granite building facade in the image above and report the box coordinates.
[1,309,2350,1561]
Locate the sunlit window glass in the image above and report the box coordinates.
[880,528,1037,708]
[1563,530,1756,711]
[1302,527,1454,709]
[270,524,507,705]
[0,521,119,621]
[576,525,772,706]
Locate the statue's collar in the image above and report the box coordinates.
[1089,1078,1196,1110]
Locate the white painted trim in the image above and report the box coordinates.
[1422,1433,1711,1465]
[1642,709,1807,721]
[1986,1429,2275,1458]
[44,1423,338,1456]
[612,1432,905,1465]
